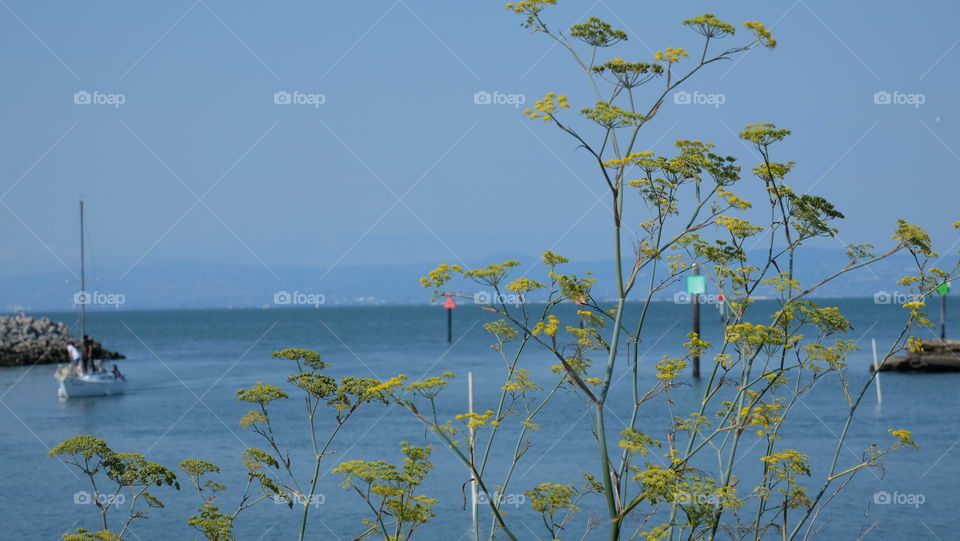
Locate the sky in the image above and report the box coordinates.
[1,0,958,293]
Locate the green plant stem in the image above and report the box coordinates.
[298,405,352,541]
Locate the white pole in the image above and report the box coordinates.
[871,338,882,404]
[468,371,478,541]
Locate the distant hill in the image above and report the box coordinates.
[0,248,931,311]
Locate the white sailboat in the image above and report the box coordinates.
[55,201,127,399]
[57,366,126,398]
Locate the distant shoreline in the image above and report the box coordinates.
[3,296,898,315]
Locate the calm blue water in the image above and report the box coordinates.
[1,300,957,540]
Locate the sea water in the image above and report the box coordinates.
[0,300,956,539]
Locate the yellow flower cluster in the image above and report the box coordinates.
[744,20,776,48]
[888,428,918,449]
[654,47,689,63]
[502,368,539,393]
[454,410,496,429]
[365,374,407,396]
[684,332,711,358]
[725,322,783,349]
[763,273,801,293]
[902,300,926,310]
[576,308,605,327]
[802,340,855,372]
[541,249,569,268]
[760,449,809,476]
[239,410,267,428]
[665,254,687,274]
[406,372,454,398]
[717,188,752,210]
[739,396,785,437]
[505,0,557,14]
[716,215,763,238]
[522,92,569,122]
[655,356,686,381]
[532,314,560,337]
[506,277,545,293]
[618,427,659,456]
[633,462,680,486]
[603,151,654,169]
[565,326,597,347]
[420,263,463,288]
[714,352,733,368]
[483,319,518,342]
[675,412,712,432]
[526,483,579,515]
[639,524,671,541]
[521,418,541,431]
[763,372,789,387]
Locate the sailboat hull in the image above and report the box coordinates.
[57,372,127,399]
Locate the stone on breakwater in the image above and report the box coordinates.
[0,315,123,367]
[874,339,960,372]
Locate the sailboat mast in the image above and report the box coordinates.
[79,200,86,348]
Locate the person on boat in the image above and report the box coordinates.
[83,335,93,360]
[81,336,93,373]
[66,342,82,374]
[111,364,125,381]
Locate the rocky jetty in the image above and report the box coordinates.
[875,339,960,372]
[0,315,123,367]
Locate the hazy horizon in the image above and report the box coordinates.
[2,0,959,294]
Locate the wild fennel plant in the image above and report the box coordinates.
[402,3,956,540]
[50,350,406,541]
[47,4,960,540]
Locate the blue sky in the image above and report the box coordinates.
[1,0,957,286]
